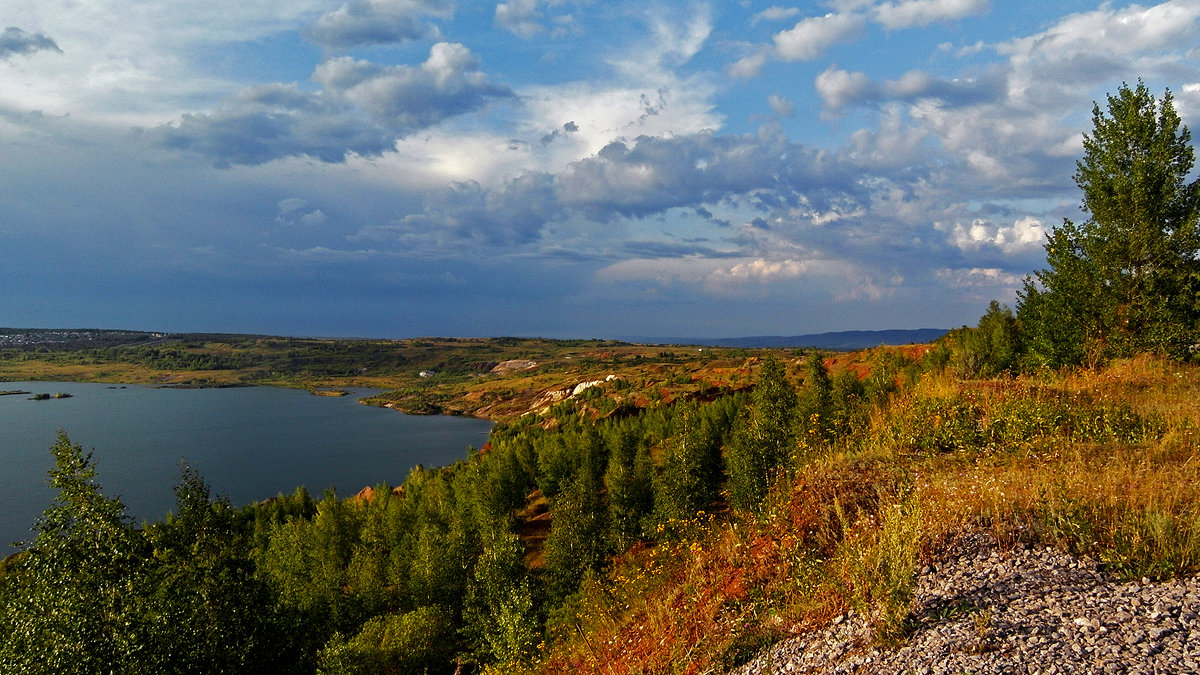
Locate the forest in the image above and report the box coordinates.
[1,83,1198,673]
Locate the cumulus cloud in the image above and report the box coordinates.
[314,44,513,128]
[873,0,990,30]
[710,258,806,283]
[733,0,992,77]
[727,50,769,79]
[308,0,453,48]
[0,27,61,59]
[276,198,328,226]
[1001,0,1199,61]
[768,94,796,117]
[773,13,867,61]
[943,216,1046,254]
[815,66,878,111]
[936,267,1024,289]
[153,43,512,166]
[998,0,1200,105]
[884,69,1004,106]
[150,84,394,166]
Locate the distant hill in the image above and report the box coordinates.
[628,328,949,351]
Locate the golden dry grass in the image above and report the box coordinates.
[529,356,1200,674]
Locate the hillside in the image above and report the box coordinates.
[630,328,949,351]
[0,332,777,419]
[528,354,1200,673]
[4,335,1200,674]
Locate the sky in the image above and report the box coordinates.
[2,1,1198,339]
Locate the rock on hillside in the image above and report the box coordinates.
[736,533,1200,674]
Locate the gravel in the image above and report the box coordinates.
[734,533,1200,674]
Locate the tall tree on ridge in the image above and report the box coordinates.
[1019,81,1200,365]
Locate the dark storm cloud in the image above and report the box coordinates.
[554,130,862,220]
[312,46,514,129]
[0,27,61,59]
[150,44,512,167]
[149,84,395,167]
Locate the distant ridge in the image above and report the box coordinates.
[628,328,949,351]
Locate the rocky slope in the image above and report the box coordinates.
[736,533,1200,674]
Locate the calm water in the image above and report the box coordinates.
[0,382,493,555]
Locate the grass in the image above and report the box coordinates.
[0,337,764,420]
[526,355,1200,673]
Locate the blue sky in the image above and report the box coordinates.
[2,1,1198,339]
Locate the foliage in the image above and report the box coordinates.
[462,532,539,668]
[0,433,152,674]
[0,434,300,674]
[604,423,654,550]
[1020,81,1200,365]
[654,399,733,524]
[726,356,799,512]
[316,606,457,675]
[543,456,610,601]
[949,301,1021,378]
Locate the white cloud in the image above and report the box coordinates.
[815,66,876,111]
[1000,0,1200,61]
[0,0,331,126]
[727,50,769,79]
[309,0,454,47]
[773,13,867,62]
[495,0,544,38]
[873,0,990,30]
[750,6,801,26]
[277,198,307,214]
[936,267,1024,289]
[998,0,1200,110]
[274,199,327,227]
[942,216,1046,254]
[710,258,806,283]
[767,93,795,117]
[612,5,713,80]
[312,43,513,129]
[278,246,390,264]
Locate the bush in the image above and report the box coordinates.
[316,606,457,675]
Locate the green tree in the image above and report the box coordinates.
[144,466,296,674]
[315,606,457,675]
[653,400,727,523]
[1020,81,1200,365]
[726,357,798,512]
[0,433,151,674]
[950,301,1022,378]
[604,424,653,550]
[461,531,538,668]
[542,466,609,601]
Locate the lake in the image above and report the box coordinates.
[0,382,493,556]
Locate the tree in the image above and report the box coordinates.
[726,356,798,512]
[143,466,296,674]
[543,466,609,601]
[653,400,727,523]
[461,532,538,668]
[316,606,457,675]
[0,433,151,674]
[950,301,1022,378]
[604,424,653,550]
[1019,81,1200,365]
